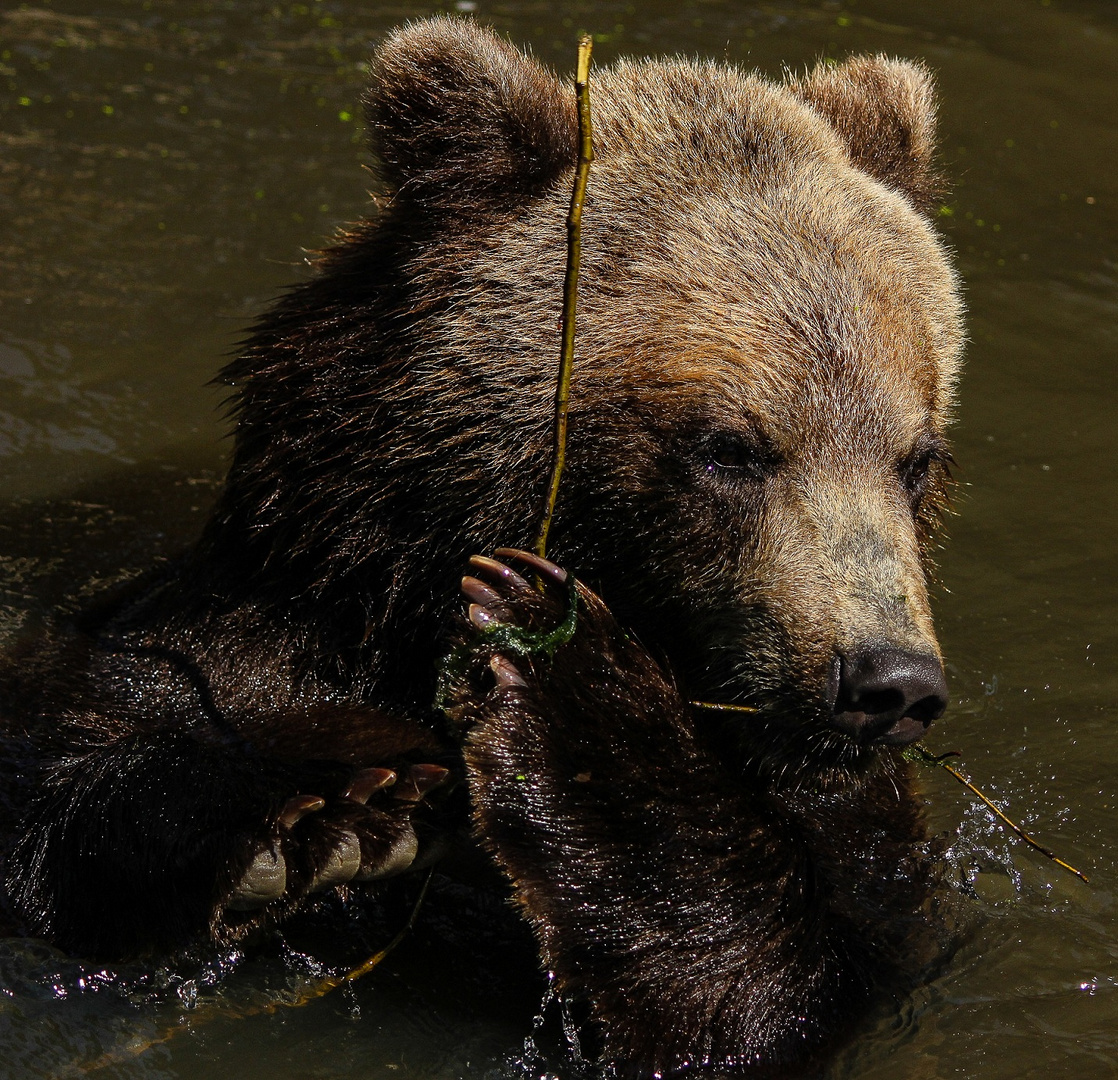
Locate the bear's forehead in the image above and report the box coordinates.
[564,64,959,424]
[589,58,843,176]
[431,52,962,449]
[589,339,941,465]
[570,183,958,444]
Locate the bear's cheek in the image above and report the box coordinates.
[672,468,937,679]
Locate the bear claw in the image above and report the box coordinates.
[395,763,450,803]
[493,548,568,585]
[344,767,397,804]
[279,794,325,828]
[461,576,514,618]
[490,654,527,688]
[469,603,499,629]
[468,555,535,596]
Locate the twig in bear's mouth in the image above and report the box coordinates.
[689,706,1088,884]
[904,744,1089,883]
[534,33,594,562]
[689,701,760,715]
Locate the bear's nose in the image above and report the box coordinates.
[828,647,948,746]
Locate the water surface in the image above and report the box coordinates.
[1,1,1116,1077]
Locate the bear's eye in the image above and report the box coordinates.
[903,454,931,492]
[703,433,773,481]
[900,440,951,507]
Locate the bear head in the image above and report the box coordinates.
[215,18,964,791]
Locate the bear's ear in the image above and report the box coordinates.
[790,55,943,215]
[365,18,576,212]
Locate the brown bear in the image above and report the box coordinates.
[0,16,964,1076]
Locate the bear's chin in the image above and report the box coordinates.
[727,714,910,795]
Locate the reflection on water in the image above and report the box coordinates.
[1,0,1116,1076]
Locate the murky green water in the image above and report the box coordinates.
[1,0,1115,1076]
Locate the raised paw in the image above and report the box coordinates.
[462,549,573,649]
[437,550,580,727]
[225,764,451,915]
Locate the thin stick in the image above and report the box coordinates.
[286,864,434,995]
[690,701,759,715]
[685,709,1086,883]
[907,746,1089,883]
[535,35,594,560]
[75,869,434,1076]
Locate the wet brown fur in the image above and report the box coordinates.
[454,562,944,1075]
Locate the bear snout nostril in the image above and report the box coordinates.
[829,646,948,746]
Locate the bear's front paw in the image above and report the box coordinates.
[226,763,450,913]
[438,548,579,726]
[462,549,574,654]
